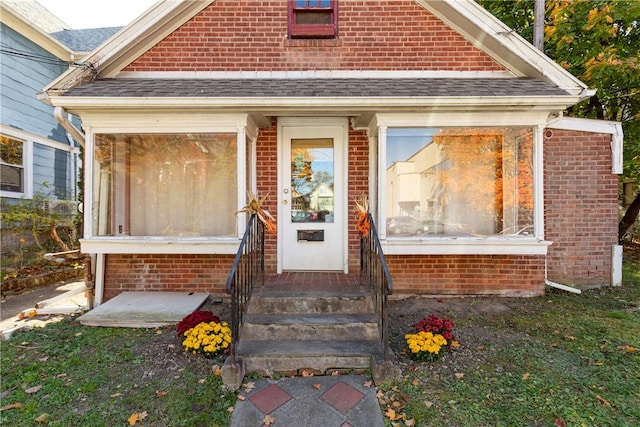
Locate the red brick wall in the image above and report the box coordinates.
[103,254,234,300]
[125,0,503,72]
[387,255,545,296]
[544,130,618,286]
[256,123,278,274]
[347,126,370,272]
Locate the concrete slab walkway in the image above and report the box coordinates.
[229,375,384,427]
[76,291,209,327]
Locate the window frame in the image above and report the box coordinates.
[1,126,36,199]
[79,112,257,255]
[288,0,338,39]
[372,113,549,256]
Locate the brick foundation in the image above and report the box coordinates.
[103,254,233,301]
[387,254,545,296]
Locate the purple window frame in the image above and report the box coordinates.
[288,0,338,39]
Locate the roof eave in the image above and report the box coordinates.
[0,3,75,62]
[47,95,585,113]
[416,0,590,97]
[43,0,216,94]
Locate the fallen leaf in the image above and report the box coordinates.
[406,419,416,426]
[211,365,222,376]
[127,411,148,426]
[25,385,42,394]
[227,406,234,413]
[167,344,176,349]
[155,328,162,334]
[376,390,385,399]
[566,335,576,341]
[35,414,49,423]
[385,407,397,421]
[110,392,123,398]
[454,372,464,379]
[301,369,313,377]
[363,380,373,388]
[617,345,637,353]
[243,382,255,392]
[198,378,206,384]
[450,340,461,349]
[424,400,434,408]
[312,384,322,390]
[554,419,566,427]
[392,400,403,408]
[74,332,82,337]
[331,370,339,376]
[237,395,246,401]
[0,402,23,411]
[38,357,49,362]
[155,390,167,398]
[522,373,530,380]
[412,378,421,386]
[263,414,276,425]
[477,345,485,350]
[596,395,611,406]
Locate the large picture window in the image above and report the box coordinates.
[93,133,237,237]
[385,127,534,238]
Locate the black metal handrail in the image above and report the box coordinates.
[359,213,393,361]
[226,213,265,366]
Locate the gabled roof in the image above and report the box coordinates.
[51,27,122,53]
[42,0,592,107]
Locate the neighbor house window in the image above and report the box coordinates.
[0,135,25,194]
[93,133,237,237]
[385,127,534,237]
[288,0,338,39]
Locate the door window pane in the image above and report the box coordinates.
[386,127,534,237]
[291,138,334,223]
[94,133,237,237]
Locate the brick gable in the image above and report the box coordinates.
[125,0,504,72]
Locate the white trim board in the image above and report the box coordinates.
[547,117,623,174]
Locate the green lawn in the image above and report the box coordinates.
[2,259,638,426]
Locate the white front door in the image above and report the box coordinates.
[279,119,347,272]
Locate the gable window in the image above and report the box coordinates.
[93,133,238,237]
[385,127,534,238]
[288,0,338,39]
[1,135,25,194]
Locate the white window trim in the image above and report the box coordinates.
[80,112,257,254]
[1,124,80,199]
[547,116,623,174]
[372,113,550,255]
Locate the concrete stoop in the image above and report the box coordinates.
[223,288,396,389]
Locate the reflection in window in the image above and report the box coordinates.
[0,135,24,193]
[94,133,237,237]
[386,128,534,237]
[291,138,334,223]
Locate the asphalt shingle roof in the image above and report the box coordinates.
[50,27,122,52]
[62,77,570,98]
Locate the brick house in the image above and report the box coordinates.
[40,0,623,305]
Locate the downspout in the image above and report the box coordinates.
[54,106,84,148]
[545,258,582,294]
[53,106,99,308]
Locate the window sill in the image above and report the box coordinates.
[80,237,240,255]
[284,38,341,48]
[381,237,551,256]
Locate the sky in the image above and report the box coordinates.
[36,0,158,29]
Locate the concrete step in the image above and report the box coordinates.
[248,291,374,315]
[237,339,383,375]
[241,313,379,341]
